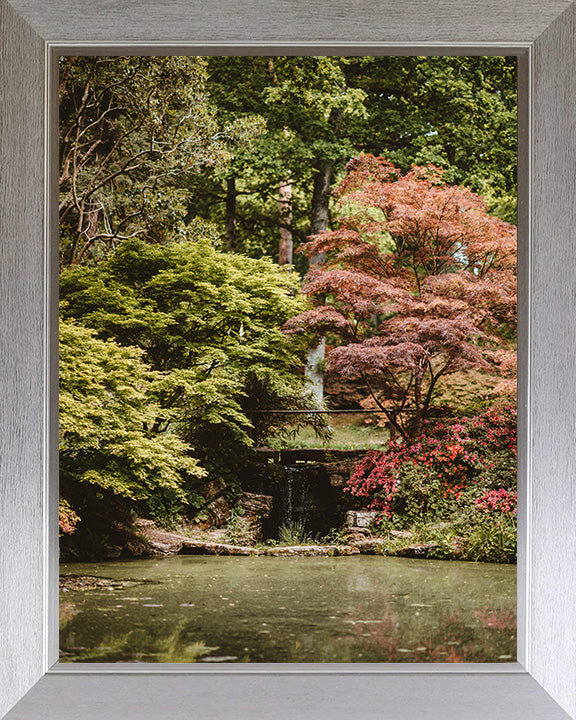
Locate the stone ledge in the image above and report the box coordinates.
[263,545,360,557]
[136,519,396,558]
[181,540,258,556]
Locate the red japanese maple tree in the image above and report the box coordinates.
[285,155,517,439]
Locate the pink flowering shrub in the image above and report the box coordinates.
[475,489,517,517]
[346,405,517,523]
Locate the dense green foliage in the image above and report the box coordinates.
[60,236,322,435]
[59,56,264,266]
[59,236,325,539]
[350,57,517,221]
[60,319,203,495]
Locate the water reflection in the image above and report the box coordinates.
[60,555,516,663]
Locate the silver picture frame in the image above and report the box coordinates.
[1,1,575,717]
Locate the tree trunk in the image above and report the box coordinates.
[225,176,237,251]
[411,375,423,438]
[310,159,333,239]
[305,159,333,402]
[278,177,293,266]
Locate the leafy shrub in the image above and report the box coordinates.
[59,319,205,558]
[147,488,184,531]
[475,488,517,516]
[60,237,326,496]
[386,463,444,526]
[464,514,517,563]
[319,526,350,545]
[384,514,517,564]
[222,513,258,546]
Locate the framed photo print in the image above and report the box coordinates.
[1,1,576,719]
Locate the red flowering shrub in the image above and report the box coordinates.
[346,405,516,523]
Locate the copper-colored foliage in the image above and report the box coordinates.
[285,154,517,438]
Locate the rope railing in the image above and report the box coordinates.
[244,408,415,414]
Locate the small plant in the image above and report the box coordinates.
[222,512,256,546]
[319,526,349,545]
[464,515,517,563]
[277,521,315,545]
[147,488,183,531]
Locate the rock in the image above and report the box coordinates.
[236,493,274,543]
[263,544,361,557]
[135,518,155,528]
[129,520,373,557]
[104,545,123,559]
[393,543,439,558]
[147,539,184,555]
[346,526,371,536]
[224,514,264,544]
[239,492,274,519]
[451,535,468,557]
[323,459,362,488]
[345,530,371,546]
[346,510,380,528]
[204,479,225,501]
[141,528,190,555]
[206,497,232,527]
[60,576,115,592]
[134,519,194,555]
[59,576,145,592]
[334,545,361,556]
[390,529,413,539]
[349,538,387,555]
[264,545,337,557]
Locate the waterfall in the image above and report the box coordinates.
[278,465,312,529]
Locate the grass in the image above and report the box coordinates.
[267,413,390,451]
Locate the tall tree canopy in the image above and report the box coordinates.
[59,55,516,267]
[185,55,367,263]
[348,56,518,222]
[185,55,517,262]
[59,56,263,266]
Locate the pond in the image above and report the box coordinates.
[60,555,516,663]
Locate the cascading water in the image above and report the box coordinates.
[240,449,359,538]
[278,465,312,530]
